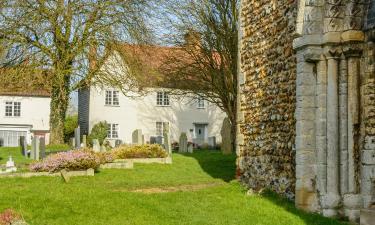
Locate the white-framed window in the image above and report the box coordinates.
[105,90,120,106]
[107,123,119,139]
[156,92,170,106]
[156,122,169,136]
[5,101,21,117]
[197,97,205,108]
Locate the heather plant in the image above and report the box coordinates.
[96,151,114,165]
[0,209,22,225]
[113,144,168,159]
[30,149,101,172]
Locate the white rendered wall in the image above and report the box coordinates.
[88,87,226,144]
[0,95,51,144]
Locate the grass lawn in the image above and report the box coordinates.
[0,148,348,225]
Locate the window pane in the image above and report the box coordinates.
[156,122,163,136]
[157,92,163,105]
[163,92,170,106]
[107,123,112,138]
[5,102,12,117]
[198,98,205,108]
[113,91,119,105]
[112,124,119,138]
[105,91,112,105]
[13,102,21,117]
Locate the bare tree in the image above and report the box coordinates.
[156,0,239,152]
[0,0,151,144]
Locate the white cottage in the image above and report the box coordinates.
[78,45,226,146]
[0,70,51,147]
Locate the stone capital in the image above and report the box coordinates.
[342,43,363,57]
[303,46,323,62]
[324,46,342,59]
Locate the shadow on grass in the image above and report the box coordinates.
[261,191,350,225]
[176,150,237,182]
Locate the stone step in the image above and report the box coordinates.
[360,209,375,225]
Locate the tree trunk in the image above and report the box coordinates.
[49,74,70,144]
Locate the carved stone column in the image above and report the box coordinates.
[344,45,362,194]
[316,55,327,196]
[339,54,348,195]
[323,48,341,217]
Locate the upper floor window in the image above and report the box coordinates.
[156,92,170,106]
[5,101,21,117]
[105,90,119,106]
[197,97,205,109]
[107,123,119,139]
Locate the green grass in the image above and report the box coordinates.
[0,148,348,225]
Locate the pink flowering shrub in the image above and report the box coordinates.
[96,151,114,164]
[0,209,22,225]
[30,149,101,172]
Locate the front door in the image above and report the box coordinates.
[194,124,206,146]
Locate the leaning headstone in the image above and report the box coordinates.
[208,136,216,149]
[187,143,194,153]
[132,129,143,145]
[220,117,233,154]
[39,137,46,159]
[92,139,100,152]
[82,135,87,148]
[74,127,81,149]
[19,136,27,156]
[60,169,70,183]
[31,137,40,160]
[5,156,17,172]
[179,133,188,153]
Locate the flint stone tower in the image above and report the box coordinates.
[239,0,375,222]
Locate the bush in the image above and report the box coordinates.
[30,149,101,172]
[64,115,78,143]
[113,144,168,159]
[88,121,109,146]
[0,209,22,225]
[96,151,114,164]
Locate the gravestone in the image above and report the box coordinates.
[70,137,75,149]
[150,136,157,144]
[92,139,100,152]
[74,127,81,149]
[82,135,87,148]
[31,137,40,160]
[164,130,172,154]
[220,117,233,154]
[5,156,17,172]
[208,136,216,149]
[187,143,194,153]
[155,136,163,145]
[39,137,46,159]
[132,129,143,145]
[19,136,27,156]
[179,133,188,153]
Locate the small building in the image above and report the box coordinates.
[0,68,51,147]
[79,45,226,146]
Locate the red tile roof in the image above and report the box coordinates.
[0,67,51,97]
